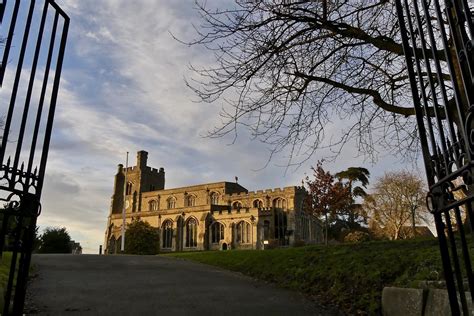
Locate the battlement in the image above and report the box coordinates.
[123,166,136,172]
[145,166,164,174]
[225,186,304,198]
[122,166,164,174]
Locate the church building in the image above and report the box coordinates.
[104,151,323,253]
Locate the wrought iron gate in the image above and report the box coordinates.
[396,0,474,314]
[0,0,68,314]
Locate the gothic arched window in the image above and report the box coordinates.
[232,201,242,209]
[263,220,270,240]
[185,218,198,248]
[210,192,219,204]
[211,222,224,244]
[273,198,286,208]
[253,199,263,208]
[167,197,176,209]
[186,195,196,207]
[274,210,288,245]
[162,220,173,249]
[236,221,251,244]
[149,200,158,211]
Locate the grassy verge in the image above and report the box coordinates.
[0,252,13,311]
[165,238,444,314]
[0,252,12,289]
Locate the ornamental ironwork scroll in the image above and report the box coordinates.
[396,0,474,314]
[0,0,69,314]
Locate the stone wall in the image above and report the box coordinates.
[382,287,472,315]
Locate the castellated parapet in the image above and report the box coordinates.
[226,186,306,197]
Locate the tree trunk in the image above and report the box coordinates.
[394,227,400,240]
[325,212,328,246]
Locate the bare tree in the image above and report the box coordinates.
[184,0,459,164]
[364,171,428,240]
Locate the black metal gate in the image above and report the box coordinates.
[396,0,474,314]
[0,0,68,314]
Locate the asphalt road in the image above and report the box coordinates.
[25,254,340,316]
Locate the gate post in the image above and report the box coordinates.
[395,0,474,314]
[0,1,69,313]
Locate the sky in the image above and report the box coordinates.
[1,0,425,253]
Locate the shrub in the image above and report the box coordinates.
[38,227,72,253]
[124,219,160,255]
[344,230,370,243]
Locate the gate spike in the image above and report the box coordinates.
[20,162,24,172]
[6,156,10,167]
[33,167,37,176]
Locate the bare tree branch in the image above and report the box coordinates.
[180,0,456,164]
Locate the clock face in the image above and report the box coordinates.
[125,200,130,209]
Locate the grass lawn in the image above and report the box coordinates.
[165,238,445,314]
[0,252,13,310]
[0,252,12,290]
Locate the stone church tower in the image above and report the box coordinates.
[110,150,165,215]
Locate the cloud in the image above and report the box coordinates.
[27,0,426,253]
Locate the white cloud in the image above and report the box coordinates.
[28,0,426,253]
